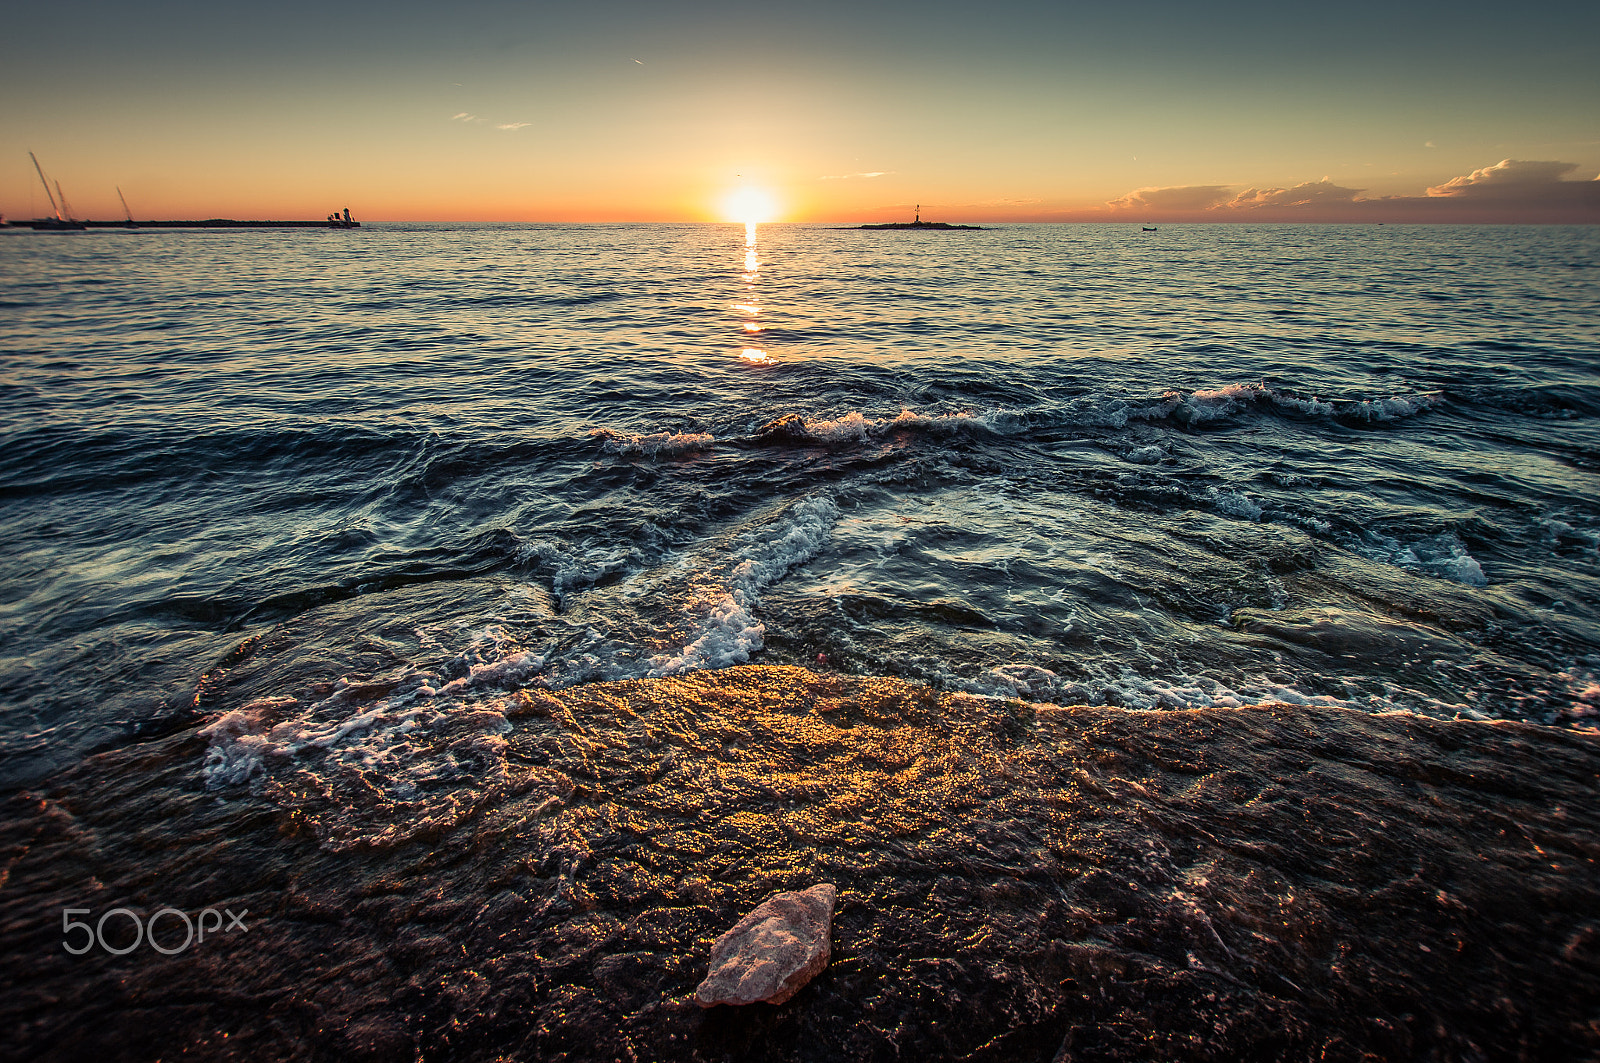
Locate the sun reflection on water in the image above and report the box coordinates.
[733,222,769,365]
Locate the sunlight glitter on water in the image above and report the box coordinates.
[1,222,1598,788]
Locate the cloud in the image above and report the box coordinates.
[1427,158,1588,196]
[1107,185,1232,212]
[821,171,890,180]
[451,112,528,131]
[1226,179,1364,210]
[1097,159,1597,221]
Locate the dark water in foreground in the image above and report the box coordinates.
[3,667,1597,1061]
[2,222,1597,791]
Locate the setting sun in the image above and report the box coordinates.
[719,186,779,224]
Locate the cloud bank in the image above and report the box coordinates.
[1427,159,1589,200]
[1108,185,1233,212]
[1225,179,1364,210]
[1103,160,1598,222]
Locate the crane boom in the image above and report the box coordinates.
[117,186,133,223]
[29,152,62,220]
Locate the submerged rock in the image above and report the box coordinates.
[696,884,836,1006]
[4,665,1599,1060]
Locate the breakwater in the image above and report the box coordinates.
[8,219,359,229]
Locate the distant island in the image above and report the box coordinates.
[853,204,985,230]
[858,220,985,230]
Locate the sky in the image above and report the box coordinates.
[3,0,1597,223]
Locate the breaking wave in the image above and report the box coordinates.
[591,428,715,456]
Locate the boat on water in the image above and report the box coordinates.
[1142,226,1158,232]
[24,153,87,231]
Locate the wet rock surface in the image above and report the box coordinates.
[696,883,836,1006]
[3,665,1598,1061]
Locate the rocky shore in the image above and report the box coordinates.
[3,665,1597,1061]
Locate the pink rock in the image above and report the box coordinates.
[694,884,837,1007]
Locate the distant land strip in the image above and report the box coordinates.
[9,219,360,229]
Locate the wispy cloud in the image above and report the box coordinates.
[451,112,529,132]
[821,171,891,180]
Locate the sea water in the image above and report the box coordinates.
[2,222,1597,793]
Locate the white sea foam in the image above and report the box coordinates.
[1130,383,1436,426]
[771,408,990,443]
[744,388,1435,452]
[1355,531,1488,587]
[592,428,714,456]
[804,411,876,441]
[518,539,630,600]
[200,683,441,790]
[649,495,839,675]
[1212,489,1263,521]
[200,625,544,791]
[887,407,987,431]
[1538,512,1600,555]
[955,662,1468,719]
[1342,394,1441,421]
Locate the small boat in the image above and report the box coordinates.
[1142,226,1158,232]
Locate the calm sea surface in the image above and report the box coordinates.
[2,222,1598,790]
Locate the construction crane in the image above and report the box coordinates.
[117,186,135,226]
[29,152,63,221]
[54,181,76,222]
[25,153,87,230]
